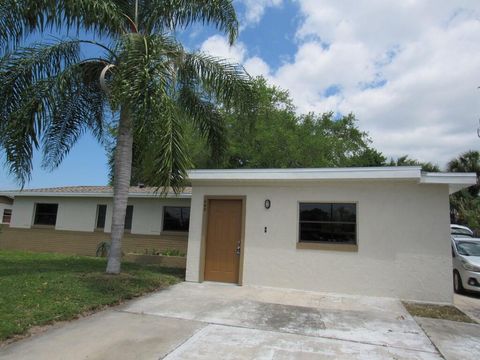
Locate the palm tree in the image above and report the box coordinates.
[388,155,440,172]
[447,150,480,196]
[0,1,252,274]
[447,151,480,227]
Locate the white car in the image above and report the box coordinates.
[451,237,480,293]
[450,224,474,238]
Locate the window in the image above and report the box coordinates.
[299,203,356,244]
[163,207,190,232]
[34,203,58,226]
[96,205,107,229]
[124,205,133,230]
[2,209,12,224]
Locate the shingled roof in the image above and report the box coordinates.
[0,186,191,198]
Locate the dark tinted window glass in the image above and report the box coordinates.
[163,207,190,232]
[300,203,331,221]
[124,205,133,230]
[332,204,356,222]
[34,203,58,226]
[299,203,356,244]
[2,209,12,224]
[96,205,107,229]
[300,222,332,242]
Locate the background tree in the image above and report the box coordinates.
[112,77,385,182]
[447,150,480,196]
[388,155,440,172]
[447,150,480,231]
[0,0,252,274]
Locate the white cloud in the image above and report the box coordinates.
[200,1,480,166]
[200,35,246,62]
[199,36,271,77]
[265,0,480,166]
[244,56,271,77]
[241,0,283,25]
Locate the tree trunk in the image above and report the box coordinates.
[106,108,133,274]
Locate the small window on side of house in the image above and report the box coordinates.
[163,207,190,232]
[34,203,58,226]
[299,203,357,245]
[96,205,107,229]
[2,209,12,224]
[124,205,133,230]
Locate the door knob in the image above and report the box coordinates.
[235,241,241,255]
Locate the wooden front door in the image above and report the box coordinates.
[204,199,243,283]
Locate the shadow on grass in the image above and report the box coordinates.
[0,251,186,342]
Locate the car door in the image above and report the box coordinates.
[451,239,461,272]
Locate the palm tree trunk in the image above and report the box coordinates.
[106,108,133,274]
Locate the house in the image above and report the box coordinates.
[0,166,476,302]
[184,167,476,303]
[0,186,191,256]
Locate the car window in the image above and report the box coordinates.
[451,228,473,237]
[455,241,480,257]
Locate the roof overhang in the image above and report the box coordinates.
[188,166,477,194]
[420,172,477,194]
[1,167,476,198]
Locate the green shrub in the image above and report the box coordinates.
[96,241,111,257]
[161,249,185,257]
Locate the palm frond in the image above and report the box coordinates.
[177,86,227,162]
[0,40,81,182]
[0,0,131,50]
[42,61,107,170]
[138,96,192,194]
[0,40,109,183]
[110,33,183,112]
[141,0,238,44]
[179,52,253,110]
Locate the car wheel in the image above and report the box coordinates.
[453,271,464,294]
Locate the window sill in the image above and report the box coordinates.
[160,231,189,237]
[296,242,358,252]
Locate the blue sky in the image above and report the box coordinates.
[1,0,479,189]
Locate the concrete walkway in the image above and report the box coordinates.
[0,282,477,359]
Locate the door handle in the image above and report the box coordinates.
[235,241,241,255]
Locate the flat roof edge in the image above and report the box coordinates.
[420,172,477,185]
[188,166,423,181]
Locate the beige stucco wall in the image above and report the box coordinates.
[186,180,452,303]
[9,197,35,229]
[9,196,191,235]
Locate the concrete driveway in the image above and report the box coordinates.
[455,293,480,322]
[1,282,478,359]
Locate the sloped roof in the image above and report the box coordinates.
[0,185,191,198]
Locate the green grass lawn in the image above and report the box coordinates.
[0,250,184,342]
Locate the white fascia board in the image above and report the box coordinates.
[188,166,423,182]
[420,172,477,194]
[0,191,191,199]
